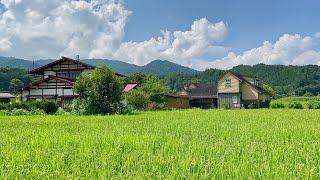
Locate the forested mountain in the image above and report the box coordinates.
[231,64,320,97]
[0,56,197,76]
[0,56,35,70]
[0,67,37,91]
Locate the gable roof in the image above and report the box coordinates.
[0,92,15,99]
[169,83,217,99]
[30,56,95,74]
[188,83,218,99]
[30,56,127,77]
[226,71,268,94]
[19,75,75,91]
[123,83,138,92]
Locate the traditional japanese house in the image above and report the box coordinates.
[20,56,127,104]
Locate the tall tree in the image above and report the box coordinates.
[9,78,24,92]
[73,65,123,115]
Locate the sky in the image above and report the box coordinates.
[0,0,320,70]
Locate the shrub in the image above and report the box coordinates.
[71,98,88,115]
[270,101,285,109]
[55,107,70,115]
[0,110,11,116]
[11,109,30,116]
[307,101,320,109]
[125,90,150,110]
[30,100,59,114]
[30,108,46,115]
[288,102,303,109]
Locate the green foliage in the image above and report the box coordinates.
[263,83,276,98]
[55,107,70,115]
[125,89,150,110]
[140,75,169,105]
[126,72,147,84]
[288,102,304,109]
[73,65,123,115]
[9,78,24,92]
[0,67,37,91]
[29,100,59,114]
[271,96,320,109]
[306,101,320,109]
[1,110,320,178]
[270,101,285,109]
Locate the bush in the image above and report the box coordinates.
[307,101,320,109]
[55,107,70,115]
[30,108,46,115]
[71,98,88,115]
[30,100,59,114]
[270,101,285,109]
[125,90,150,110]
[288,102,303,109]
[11,109,30,116]
[0,110,11,116]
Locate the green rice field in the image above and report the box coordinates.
[1,109,320,178]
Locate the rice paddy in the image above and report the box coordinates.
[0,109,320,178]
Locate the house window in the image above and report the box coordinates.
[225,79,231,87]
[232,96,238,104]
[57,72,67,78]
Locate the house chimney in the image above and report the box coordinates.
[76,55,80,60]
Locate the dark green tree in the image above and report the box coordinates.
[141,75,169,104]
[126,72,147,84]
[73,65,123,115]
[9,78,24,92]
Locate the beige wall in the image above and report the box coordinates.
[259,93,270,101]
[241,82,259,100]
[218,73,240,93]
[167,97,190,109]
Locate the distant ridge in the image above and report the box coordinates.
[0,56,198,75]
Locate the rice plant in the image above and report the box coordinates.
[0,109,320,179]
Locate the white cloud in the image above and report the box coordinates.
[0,0,228,70]
[1,0,320,71]
[211,34,320,69]
[111,18,229,67]
[0,0,131,59]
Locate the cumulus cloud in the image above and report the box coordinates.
[0,0,131,59]
[112,18,229,67]
[0,0,228,69]
[1,0,320,70]
[211,33,320,69]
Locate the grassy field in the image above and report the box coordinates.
[272,96,320,108]
[1,109,320,178]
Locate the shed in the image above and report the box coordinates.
[0,92,15,103]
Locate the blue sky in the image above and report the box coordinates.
[125,0,320,53]
[0,0,320,70]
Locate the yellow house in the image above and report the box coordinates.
[217,71,270,108]
[167,71,270,109]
